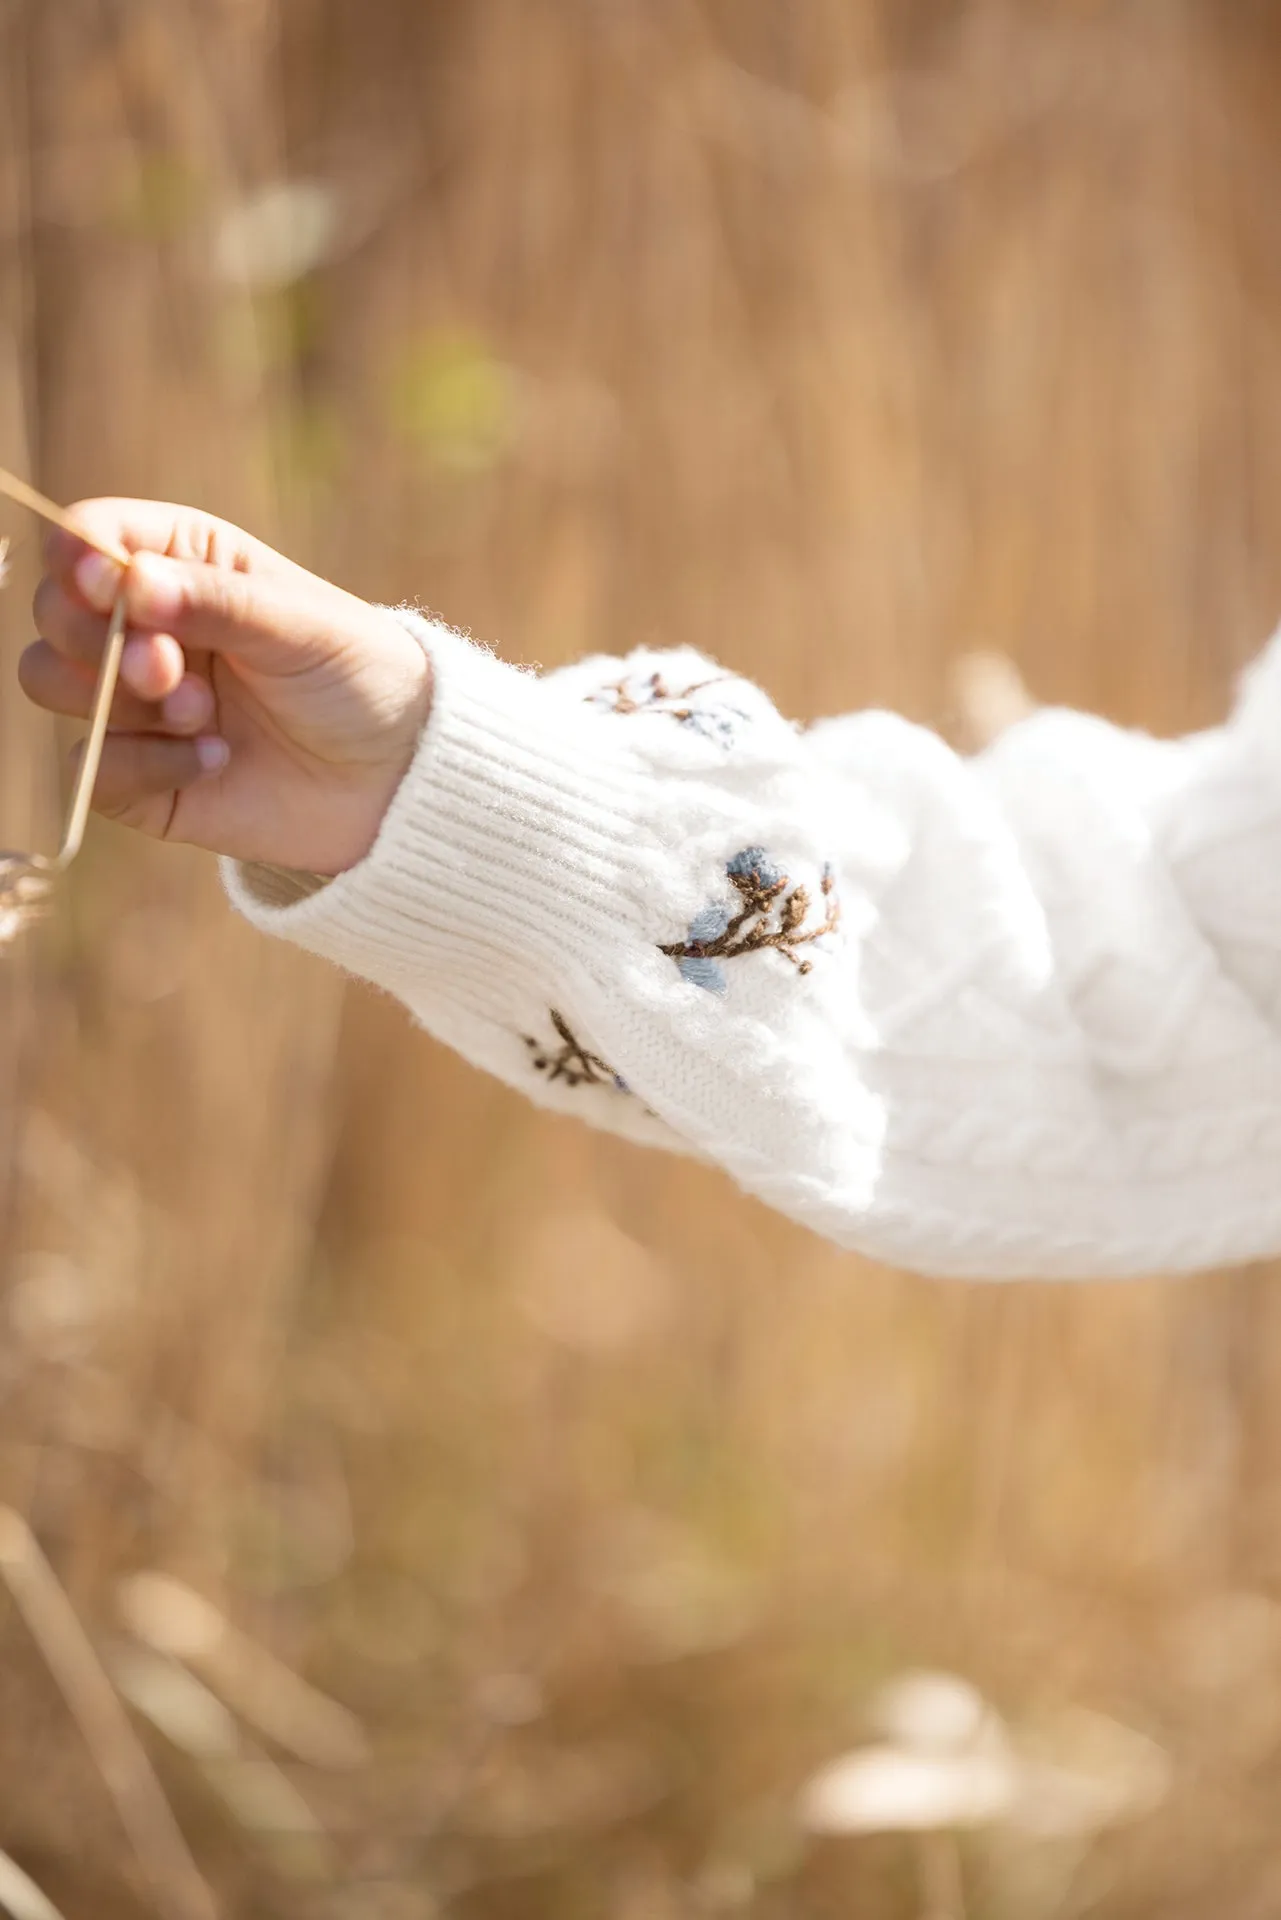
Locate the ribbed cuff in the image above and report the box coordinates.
[221,612,652,1018]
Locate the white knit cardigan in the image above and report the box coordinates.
[224,610,1281,1281]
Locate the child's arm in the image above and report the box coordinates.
[24,501,1281,1279]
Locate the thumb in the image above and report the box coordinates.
[76,548,365,677]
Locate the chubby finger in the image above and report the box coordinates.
[19,641,215,734]
[69,545,378,679]
[21,641,155,729]
[120,632,185,701]
[86,731,229,829]
[42,498,290,590]
[33,573,184,688]
[32,577,189,702]
[33,573,111,662]
[156,672,216,731]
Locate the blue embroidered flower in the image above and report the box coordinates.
[726,846,784,889]
[677,954,728,994]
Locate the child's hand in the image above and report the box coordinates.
[19,499,433,875]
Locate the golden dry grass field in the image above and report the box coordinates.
[2,3,1281,1916]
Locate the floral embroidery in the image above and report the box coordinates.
[524,1009,630,1092]
[661,847,840,993]
[586,671,749,747]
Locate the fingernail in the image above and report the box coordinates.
[162,678,212,730]
[75,551,123,613]
[195,736,230,775]
[129,551,186,625]
[120,636,157,696]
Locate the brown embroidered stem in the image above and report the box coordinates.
[661,866,840,976]
[592,672,732,720]
[525,1010,618,1088]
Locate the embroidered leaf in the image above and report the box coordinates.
[677,954,728,994]
[682,709,744,745]
[688,904,733,943]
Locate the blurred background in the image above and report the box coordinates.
[2,2,1281,1915]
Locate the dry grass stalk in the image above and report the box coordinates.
[119,1572,368,1770]
[0,472,129,935]
[0,466,129,566]
[0,1849,69,1920]
[109,1645,333,1875]
[0,1509,218,1920]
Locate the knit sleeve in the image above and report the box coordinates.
[222,609,1281,1280]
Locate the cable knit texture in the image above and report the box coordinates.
[223,609,1281,1280]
